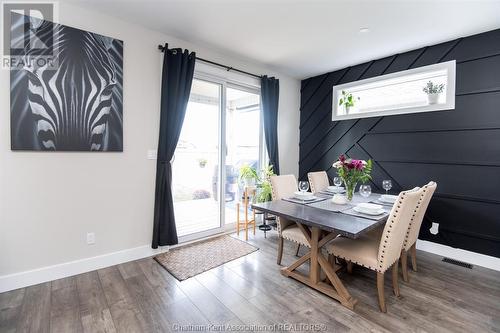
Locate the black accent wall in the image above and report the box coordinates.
[299,29,500,258]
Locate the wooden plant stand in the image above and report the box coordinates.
[236,186,256,241]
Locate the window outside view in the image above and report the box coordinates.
[172,79,261,237]
[340,69,448,115]
[333,61,455,120]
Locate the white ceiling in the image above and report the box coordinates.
[66,0,500,79]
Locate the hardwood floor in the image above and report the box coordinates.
[1,231,499,332]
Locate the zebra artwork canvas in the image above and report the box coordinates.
[10,13,123,151]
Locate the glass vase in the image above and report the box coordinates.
[343,179,358,201]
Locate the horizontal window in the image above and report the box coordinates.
[332,60,456,120]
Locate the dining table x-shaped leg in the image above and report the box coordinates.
[280,223,358,310]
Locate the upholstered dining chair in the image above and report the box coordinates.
[367,181,437,282]
[307,171,329,193]
[401,181,437,281]
[325,187,423,312]
[270,174,311,264]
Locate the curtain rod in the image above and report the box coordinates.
[158,44,263,80]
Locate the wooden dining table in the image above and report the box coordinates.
[252,195,390,310]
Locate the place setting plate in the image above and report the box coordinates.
[319,186,345,196]
[283,191,326,204]
[342,203,389,220]
[376,194,398,206]
[326,186,345,193]
[353,203,386,215]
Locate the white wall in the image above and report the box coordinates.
[0,2,300,285]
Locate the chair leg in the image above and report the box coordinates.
[328,254,335,266]
[376,272,387,313]
[236,203,240,236]
[277,237,284,265]
[253,209,256,235]
[245,197,249,241]
[347,261,353,274]
[328,254,338,274]
[392,260,400,297]
[295,244,300,256]
[401,249,409,282]
[410,243,418,272]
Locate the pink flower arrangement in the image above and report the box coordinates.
[332,155,368,171]
[332,155,372,200]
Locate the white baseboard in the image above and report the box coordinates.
[2,236,498,293]
[0,245,168,293]
[416,239,500,271]
[0,230,236,293]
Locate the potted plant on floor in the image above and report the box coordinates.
[332,155,372,201]
[256,165,276,203]
[423,81,445,105]
[255,165,276,230]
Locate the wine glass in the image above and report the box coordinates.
[298,181,309,193]
[298,181,310,203]
[382,180,392,194]
[359,184,372,198]
[333,177,342,187]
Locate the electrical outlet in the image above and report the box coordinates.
[147,150,157,160]
[86,232,96,245]
[430,222,439,235]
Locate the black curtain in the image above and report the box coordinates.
[261,75,280,174]
[152,45,196,248]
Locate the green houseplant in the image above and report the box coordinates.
[423,81,445,105]
[239,164,258,187]
[338,90,359,113]
[256,165,276,203]
[198,158,208,168]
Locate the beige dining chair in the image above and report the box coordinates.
[401,181,437,281]
[325,187,423,312]
[367,181,437,282]
[270,174,311,264]
[307,171,329,193]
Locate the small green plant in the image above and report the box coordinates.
[256,165,276,203]
[257,182,273,203]
[338,90,359,109]
[198,158,207,168]
[423,81,445,94]
[239,164,258,183]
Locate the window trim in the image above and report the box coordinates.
[331,60,456,121]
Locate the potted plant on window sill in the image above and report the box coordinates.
[423,81,445,105]
[338,90,359,114]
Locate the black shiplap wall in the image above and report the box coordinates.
[299,29,500,258]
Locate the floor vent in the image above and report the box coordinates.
[442,257,473,269]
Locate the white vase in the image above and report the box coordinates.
[427,93,440,105]
[244,178,255,188]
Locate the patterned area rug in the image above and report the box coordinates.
[154,235,259,281]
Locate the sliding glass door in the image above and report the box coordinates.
[172,76,262,241]
[172,79,222,238]
[224,87,262,225]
